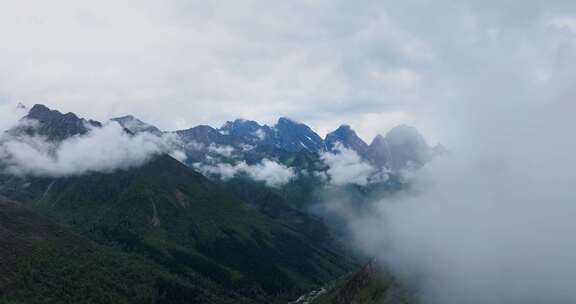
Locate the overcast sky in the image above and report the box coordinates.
[1,0,576,144]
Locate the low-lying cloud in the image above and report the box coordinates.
[0,103,26,135]
[320,143,387,186]
[207,144,235,157]
[194,158,295,187]
[0,120,185,177]
[330,96,576,303]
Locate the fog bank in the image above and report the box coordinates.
[334,95,576,303]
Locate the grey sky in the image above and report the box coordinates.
[1,0,576,144]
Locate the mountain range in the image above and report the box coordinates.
[11,104,438,172]
[0,104,421,304]
[7,104,102,141]
[110,107,440,171]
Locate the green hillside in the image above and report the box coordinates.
[6,155,356,303]
[313,262,414,304]
[0,199,255,304]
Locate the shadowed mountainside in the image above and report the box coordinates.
[0,155,357,303]
[0,198,259,304]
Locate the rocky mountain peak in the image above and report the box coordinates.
[220,118,272,145]
[276,117,299,126]
[16,104,102,141]
[383,124,432,170]
[221,119,263,134]
[325,124,368,155]
[370,134,385,146]
[273,117,325,152]
[111,115,163,136]
[366,134,391,167]
[384,124,425,146]
[27,104,56,120]
[16,102,27,111]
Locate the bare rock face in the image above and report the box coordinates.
[325,125,369,156]
[111,115,163,136]
[367,134,392,168]
[220,118,275,146]
[10,104,102,141]
[274,117,326,153]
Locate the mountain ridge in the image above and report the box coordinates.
[7,104,103,141]
[106,107,435,171]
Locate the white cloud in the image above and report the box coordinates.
[0,121,184,177]
[320,143,387,186]
[240,143,255,151]
[0,102,27,134]
[330,76,576,303]
[207,144,235,157]
[255,128,266,140]
[194,158,295,187]
[183,140,205,151]
[243,159,295,187]
[194,162,239,180]
[169,150,187,163]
